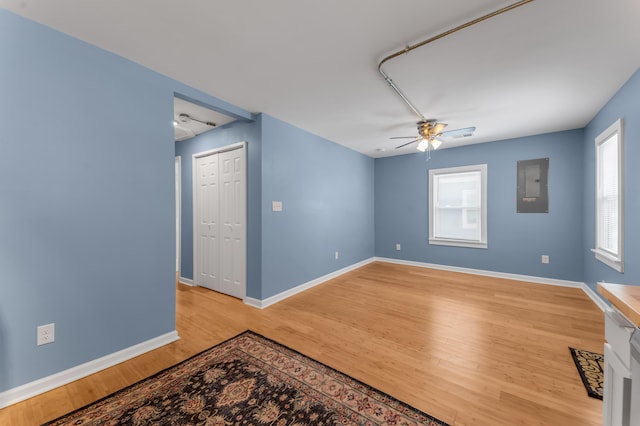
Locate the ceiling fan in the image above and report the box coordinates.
[390,120,476,151]
[377,1,532,154]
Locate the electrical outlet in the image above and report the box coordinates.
[396,243,401,251]
[541,255,549,264]
[37,323,55,346]
[335,251,339,260]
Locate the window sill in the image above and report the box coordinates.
[591,248,624,272]
[429,239,487,249]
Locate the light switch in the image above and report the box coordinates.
[272,201,283,212]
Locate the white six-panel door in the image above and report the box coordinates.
[193,144,246,299]
[219,148,245,298]
[195,153,220,291]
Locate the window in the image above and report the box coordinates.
[429,164,487,248]
[593,119,624,272]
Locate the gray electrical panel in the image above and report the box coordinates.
[517,158,549,213]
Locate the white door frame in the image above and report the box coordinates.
[175,156,182,275]
[192,142,247,299]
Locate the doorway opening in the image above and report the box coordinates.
[173,96,245,299]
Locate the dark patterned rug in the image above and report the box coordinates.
[569,347,604,400]
[44,330,448,425]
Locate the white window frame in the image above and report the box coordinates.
[429,164,487,249]
[592,118,624,272]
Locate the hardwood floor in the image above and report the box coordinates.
[0,262,604,425]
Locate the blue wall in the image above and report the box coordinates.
[0,10,251,392]
[0,9,174,391]
[375,67,640,290]
[583,69,640,291]
[260,115,375,299]
[175,114,375,301]
[174,118,262,299]
[375,130,585,282]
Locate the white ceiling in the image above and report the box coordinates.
[4,0,639,157]
[173,97,236,142]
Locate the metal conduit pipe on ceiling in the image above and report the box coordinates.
[377,0,535,122]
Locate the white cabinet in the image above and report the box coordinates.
[630,331,640,425]
[603,307,635,426]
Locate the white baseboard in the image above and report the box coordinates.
[244,257,376,309]
[375,257,605,311]
[1,258,604,409]
[581,283,608,311]
[375,257,584,287]
[0,330,180,409]
[243,256,606,312]
[179,276,194,286]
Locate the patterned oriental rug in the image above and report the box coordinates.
[568,347,604,400]
[44,331,448,425]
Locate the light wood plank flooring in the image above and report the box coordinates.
[0,262,604,425]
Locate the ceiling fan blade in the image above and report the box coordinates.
[389,136,417,140]
[395,138,420,149]
[441,126,476,138]
[431,122,448,134]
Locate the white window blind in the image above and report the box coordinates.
[598,135,618,254]
[594,119,623,271]
[429,164,487,248]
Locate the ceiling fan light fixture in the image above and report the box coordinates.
[416,138,429,152]
[430,138,442,150]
